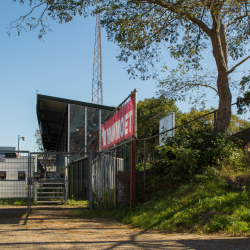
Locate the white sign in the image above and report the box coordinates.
[159,112,175,146]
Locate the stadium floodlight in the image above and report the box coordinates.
[18,135,26,158]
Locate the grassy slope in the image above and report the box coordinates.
[73,173,250,236]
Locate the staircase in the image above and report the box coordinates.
[34,180,65,204]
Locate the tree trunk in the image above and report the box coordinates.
[214,74,231,132]
[211,19,231,132]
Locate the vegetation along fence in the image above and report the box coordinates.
[136,96,250,195]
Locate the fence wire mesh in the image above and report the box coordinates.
[31,151,89,209]
[0,151,31,210]
[93,90,136,209]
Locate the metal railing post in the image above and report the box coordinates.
[114,149,117,207]
[89,150,94,210]
[214,110,217,130]
[144,139,146,194]
[28,152,31,212]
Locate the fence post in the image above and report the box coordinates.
[89,150,94,210]
[144,139,146,194]
[130,139,136,211]
[28,152,31,212]
[114,149,117,207]
[130,89,137,211]
[214,111,217,130]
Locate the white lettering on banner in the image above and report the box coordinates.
[102,97,135,150]
[102,128,106,147]
[112,123,116,142]
[129,110,132,133]
[125,113,128,135]
[120,117,124,138]
[115,120,120,141]
[107,127,111,144]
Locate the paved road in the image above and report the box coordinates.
[0,209,249,249]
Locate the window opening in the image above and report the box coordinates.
[18,171,26,181]
[0,171,6,180]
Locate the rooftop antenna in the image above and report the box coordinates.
[92,7,103,105]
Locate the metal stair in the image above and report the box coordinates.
[34,180,65,204]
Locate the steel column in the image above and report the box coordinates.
[89,150,94,210]
[144,138,146,194]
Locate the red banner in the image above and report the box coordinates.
[102,97,134,150]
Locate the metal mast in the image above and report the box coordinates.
[92,12,103,105]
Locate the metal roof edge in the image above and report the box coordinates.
[37,94,115,111]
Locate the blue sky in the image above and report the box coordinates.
[0,1,248,151]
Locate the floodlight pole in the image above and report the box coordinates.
[92,10,103,105]
[18,135,26,158]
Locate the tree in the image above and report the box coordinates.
[178,108,250,134]
[35,129,44,152]
[136,96,178,164]
[236,71,250,115]
[11,0,250,132]
[137,97,178,138]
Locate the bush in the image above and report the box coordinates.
[136,162,152,171]
[153,123,237,183]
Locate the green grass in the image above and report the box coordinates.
[0,198,88,207]
[0,198,29,206]
[73,172,250,236]
[64,199,88,207]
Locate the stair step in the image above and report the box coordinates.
[37,197,64,199]
[35,201,65,203]
[37,192,64,194]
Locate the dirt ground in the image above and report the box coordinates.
[0,208,250,249]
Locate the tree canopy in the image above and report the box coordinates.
[137,97,178,138]
[11,0,250,132]
[35,129,44,152]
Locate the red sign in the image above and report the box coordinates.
[102,97,134,150]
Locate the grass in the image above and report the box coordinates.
[0,198,88,207]
[64,199,88,207]
[72,169,250,236]
[0,198,29,206]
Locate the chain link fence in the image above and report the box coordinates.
[93,89,136,210]
[136,97,250,195]
[0,151,32,210]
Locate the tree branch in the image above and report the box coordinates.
[225,13,250,28]
[15,1,47,22]
[228,55,250,74]
[167,83,218,94]
[135,0,212,36]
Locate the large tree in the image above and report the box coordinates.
[11,0,250,132]
[137,97,178,138]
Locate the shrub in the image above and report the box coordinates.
[153,123,237,183]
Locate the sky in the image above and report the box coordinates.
[0,1,248,152]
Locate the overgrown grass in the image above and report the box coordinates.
[73,168,250,236]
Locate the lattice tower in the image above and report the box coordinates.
[92,12,103,105]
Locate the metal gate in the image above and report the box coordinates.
[30,151,90,209]
[92,151,116,208]
[91,140,133,209]
[0,148,132,212]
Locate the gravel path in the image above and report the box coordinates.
[0,209,249,249]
